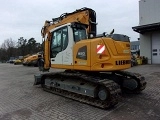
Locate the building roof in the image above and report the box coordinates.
[132,22,160,34]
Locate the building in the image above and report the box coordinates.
[130,41,140,51]
[132,0,160,64]
[130,41,140,57]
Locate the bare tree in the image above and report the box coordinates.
[0,37,43,62]
[0,38,16,60]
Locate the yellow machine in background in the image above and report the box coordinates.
[14,59,22,65]
[14,54,31,65]
[23,53,42,66]
[34,7,146,109]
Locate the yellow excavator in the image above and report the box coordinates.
[23,52,42,66]
[34,7,146,109]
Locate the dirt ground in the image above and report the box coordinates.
[0,63,160,120]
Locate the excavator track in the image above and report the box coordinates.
[114,71,147,93]
[40,71,121,109]
[97,71,147,94]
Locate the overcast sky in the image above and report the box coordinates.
[0,0,140,45]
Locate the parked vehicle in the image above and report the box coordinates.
[23,53,42,67]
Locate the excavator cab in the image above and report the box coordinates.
[49,22,87,66]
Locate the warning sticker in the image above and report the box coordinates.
[97,45,105,54]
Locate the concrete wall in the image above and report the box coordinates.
[140,34,151,64]
[139,0,160,25]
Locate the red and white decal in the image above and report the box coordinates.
[97,45,105,54]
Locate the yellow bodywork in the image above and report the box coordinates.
[50,37,131,71]
[41,8,131,72]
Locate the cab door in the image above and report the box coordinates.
[62,25,74,65]
[50,25,73,65]
[50,27,63,65]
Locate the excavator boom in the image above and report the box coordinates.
[41,7,97,38]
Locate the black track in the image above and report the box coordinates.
[41,71,121,109]
[40,70,146,109]
[114,71,147,93]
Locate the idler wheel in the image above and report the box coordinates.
[98,87,109,101]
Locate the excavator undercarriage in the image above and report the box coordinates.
[34,70,146,109]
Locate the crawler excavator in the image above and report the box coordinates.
[34,7,146,109]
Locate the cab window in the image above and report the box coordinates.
[51,27,68,58]
[73,27,87,42]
